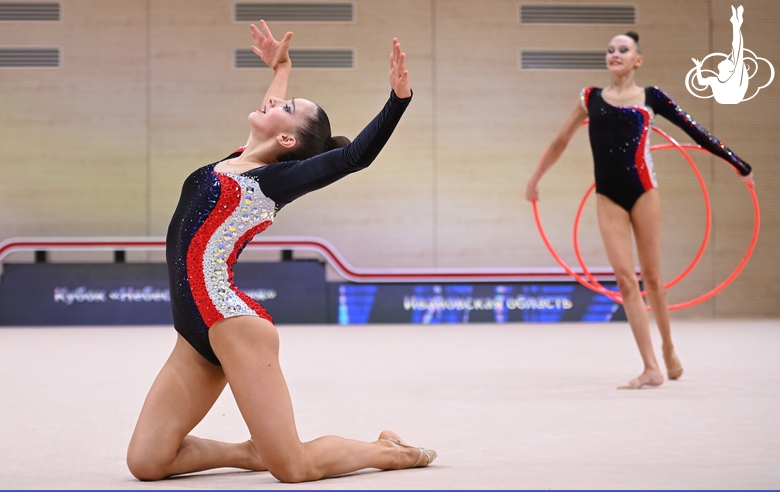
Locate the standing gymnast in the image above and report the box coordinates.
[127,21,435,482]
[525,31,754,389]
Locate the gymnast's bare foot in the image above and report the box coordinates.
[378,430,437,468]
[663,349,684,380]
[617,369,664,389]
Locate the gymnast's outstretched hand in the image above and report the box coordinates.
[389,38,411,98]
[250,19,293,70]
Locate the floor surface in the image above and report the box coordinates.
[1,321,778,489]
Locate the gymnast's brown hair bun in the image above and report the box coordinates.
[625,31,639,43]
[328,136,351,150]
[624,31,641,52]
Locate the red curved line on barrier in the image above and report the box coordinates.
[0,240,168,257]
[236,239,597,282]
[0,237,616,283]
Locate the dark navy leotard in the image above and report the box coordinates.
[581,86,751,212]
[166,91,411,365]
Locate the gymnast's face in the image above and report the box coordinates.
[248,96,318,145]
[606,35,643,74]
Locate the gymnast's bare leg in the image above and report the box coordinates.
[596,192,665,388]
[631,190,683,380]
[127,335,266,479]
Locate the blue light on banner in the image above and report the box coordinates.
[409,285,475,324]
[520,284,576,323]
[493,285,513,323]
[338,285,378,325]
[581,285,621,322]
[329,281,626,325]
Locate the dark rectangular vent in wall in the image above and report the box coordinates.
[235,3,353,22]
[0,2,60,21]
[520,4,635,24]
[521,50,605,70]
[0,48,59,67]
[236,48,353,68]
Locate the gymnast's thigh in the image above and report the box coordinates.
[595,193,636,276]
[629,189,663,274]
[128,334,228,458]
[207,315,305,470]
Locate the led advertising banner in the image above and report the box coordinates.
[329,283,626,324]
[0,263,625,325]
[0,262,328,325]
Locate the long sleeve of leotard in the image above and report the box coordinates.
[249,90,412,208]
[647,86,752,176]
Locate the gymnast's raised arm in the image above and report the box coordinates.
[243,20,294,146]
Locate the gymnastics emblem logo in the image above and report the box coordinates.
[684,5,774,104]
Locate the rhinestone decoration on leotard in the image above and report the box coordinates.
[200,171,276,322]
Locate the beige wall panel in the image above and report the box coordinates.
[259,1,435,269]
[433,0,705,270]
[434,1,548,268]
[707,0,779,317]
[0,0,148,237]
[638,0,779,318]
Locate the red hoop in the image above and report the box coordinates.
[573,128,712,304]
[532,128,760,310]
